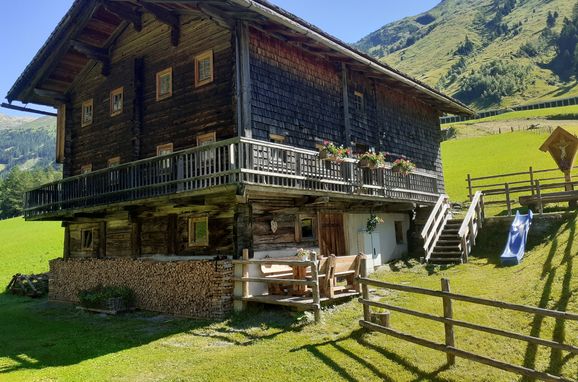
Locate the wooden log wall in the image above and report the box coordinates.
[248,27,444,191]
[49,257,233,319]
[66,13,235,175]
[67,193,236,258]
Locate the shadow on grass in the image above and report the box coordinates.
[522,214,576,381]
[0,296,300,374]
[290,329,451,382]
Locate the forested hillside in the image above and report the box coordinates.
[355,0,578,109]
[0,113,61,219]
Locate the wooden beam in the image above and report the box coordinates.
[196,3,234,29]
[236,22,252,138]
[141,2,180,46]
[70,40,111,76]
[33,88,69,103]
[0,103,57,117]
[341,63,351,147]
[102,1,142,31]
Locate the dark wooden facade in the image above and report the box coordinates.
[8,0,472,261]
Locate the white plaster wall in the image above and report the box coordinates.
[345,213,409,270]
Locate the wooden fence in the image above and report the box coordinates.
[466,166,578,215]
[358,266,578,381]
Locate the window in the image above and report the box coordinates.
[353,91,364,112]
[81,229,94,251]
[80,164,92,174]
[81,99,93,127]
[156,67,173,101]
[195,50,214,87]
[188,216,209,247]
[197,132,216,162]
[269,134,286,144]
[395,221,404,245]
[157,143,173,172]
[301,218,314,239]
[108,157,121,186]
[110,87,124,116]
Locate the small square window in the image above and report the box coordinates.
[81,229,94,250]
[108,157,121,186]
[156,67,173,101]
[195,50,214,87]
[353,91,364,113]
[80,164,92,174]
[301,218,314,239]
[110,87,124,116]
[196,132,216,146]
[81,99,93,127]
[188,216,209,247]
[395,221,404,245]
[269,134,286,144]
[157,143,173,172]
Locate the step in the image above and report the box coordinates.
[448,219,463,223]
[428,257,463,264]
[440,234,460,240]
[445,222,462,227]
[436,239,461,245]
[435,245,461,251]
[432,251,463,257]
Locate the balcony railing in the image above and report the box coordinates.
[24,137,440,219]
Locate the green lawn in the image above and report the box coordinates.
[1,214,577,381]
[442,131,564,204]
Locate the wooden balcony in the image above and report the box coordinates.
[24,137,440,220]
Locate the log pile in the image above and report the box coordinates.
[49,258,233,319]
[6,273,49,297]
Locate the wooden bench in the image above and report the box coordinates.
[319,254,363,298]
[260,263,295,295]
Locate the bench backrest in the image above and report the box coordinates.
[333,255,359,274]
[260,264,293,276]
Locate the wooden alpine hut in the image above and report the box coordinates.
[6,0,473,319]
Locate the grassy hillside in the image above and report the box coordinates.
[0,214,577,381]
[356,0,578,109]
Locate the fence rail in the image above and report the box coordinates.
[24,137,441,219]
[358,264,578,382]
[466,166,578,215]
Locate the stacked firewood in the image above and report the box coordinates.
[6,273,49,297]
[49,258,234,319]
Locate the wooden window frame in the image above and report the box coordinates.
[196,132,216,146]
[81,228,94,251]
[353,91,364,113]
[108,157,121,186]
[195,50,214,88]
[269,134,286,144]
[107,157,121,167]
[81,99,93,127]
[110,87,124,117]
[156,67,173,101]
[157,143,174,172]
[295,215,316,243]
[80,164,93,174]
[188,216,209,248]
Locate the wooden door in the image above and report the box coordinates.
[319,213,346,257]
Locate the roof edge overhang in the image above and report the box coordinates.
[6,0,474,116]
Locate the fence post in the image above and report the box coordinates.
[360,256,371,323]
[441,278,456,366]
[242,249,249,299]
[467,174,473,202]
[233,249,249,312]
[505,183,511,216]
[529,166,535,196]
[536,180,543,215]
[310,251,321,323]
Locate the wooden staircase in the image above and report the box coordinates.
[421,192,485,265]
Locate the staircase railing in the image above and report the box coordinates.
[421,194,451,262]
[458,191,485,263]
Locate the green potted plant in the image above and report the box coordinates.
[78,285,135,313]
[296,248,311,261]
[391,157,416,176]
[366,214,384,234]
[319,140,352,162]
[358,151,386,169]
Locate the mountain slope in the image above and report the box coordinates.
[355,0,578,109]
[0,113,57,176]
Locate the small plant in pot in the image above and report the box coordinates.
[391,157,416,176]
[78,285,135,313]
[296,248,311,261]
[319,141,351,162]
[358,151,386,169]
[366,214,384,234]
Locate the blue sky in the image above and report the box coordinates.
[0,0,439,116]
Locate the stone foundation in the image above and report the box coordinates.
[49,258,233,319]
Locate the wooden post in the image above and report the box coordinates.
[564,170,576,209]
[233,249,249,312]
[467,174,473,202]
[529,166,535,195]
[536,180,543,215]
[360,256,371,322]
[505,183,511,216]
[441,278,456,366]
[309,251,321,323]
[371,312,390,327]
